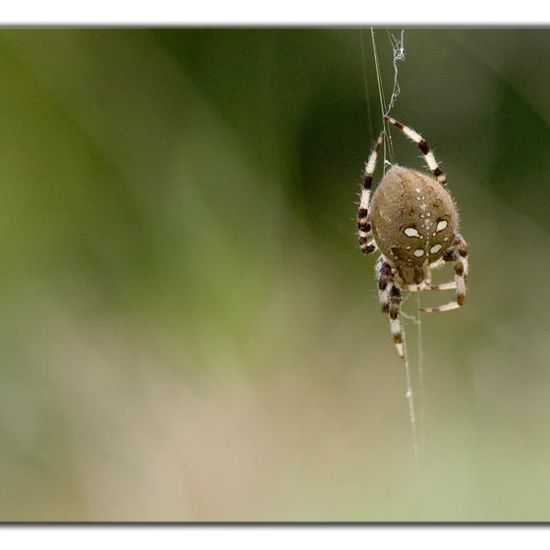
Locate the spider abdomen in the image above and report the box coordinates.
[370,165,458,270]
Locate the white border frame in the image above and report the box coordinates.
[0,0,549,25]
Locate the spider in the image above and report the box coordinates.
[357,116,469,360]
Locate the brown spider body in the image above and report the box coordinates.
[356,116,469,360]
[370,165,458,286]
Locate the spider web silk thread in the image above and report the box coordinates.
[370,28,390,172]
[385,30,406,117]
[370,27,423,467]
[359,30,375,139]
[401,315,419,467]
[401,303,425,456]
[415,293,425,418]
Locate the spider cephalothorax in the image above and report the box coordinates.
[357,116,469,359]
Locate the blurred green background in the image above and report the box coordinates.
[0,28,548,521]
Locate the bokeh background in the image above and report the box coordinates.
[0,28,548,521]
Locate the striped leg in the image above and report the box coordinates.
[389,285,405,360]
[420,235,469,313]
[376,257,392,313]
[358,131,384,254]
[404,282,457,292]
[385,116,447,187]
[376,257,405,360]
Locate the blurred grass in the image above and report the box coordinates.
[0,28,548,521]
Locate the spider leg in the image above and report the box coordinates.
[376,257,405,360]
[403,282,457,292]
[428,282,457,291]
[385,116,448,187]
[357,131,384,254]
[389,285,405,359]
[420,234,469,313]
[376,256,392,313]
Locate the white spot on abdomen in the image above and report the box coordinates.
[436,219,448,232]
[430,244,443,254]
[413,248,425,257]
[404,226,421,238]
